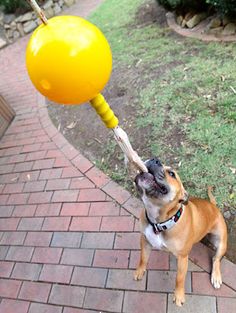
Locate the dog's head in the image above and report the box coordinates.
[135,158,188,208]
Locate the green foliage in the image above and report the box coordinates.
[206,0,236,16]
[0,0,29,13]
[156,0,207,11]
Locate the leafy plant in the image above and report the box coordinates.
[0,0,29,13]
[206,0,236,16]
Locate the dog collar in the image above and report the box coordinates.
[145,205,184,234]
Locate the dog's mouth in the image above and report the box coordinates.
[135,158,169,196]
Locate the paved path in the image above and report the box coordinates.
[0,1,235,312]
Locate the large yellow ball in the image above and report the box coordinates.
[26,16,112,105]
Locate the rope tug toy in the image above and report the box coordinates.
[26,0,148,173]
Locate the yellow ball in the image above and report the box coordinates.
[26,16,112,105]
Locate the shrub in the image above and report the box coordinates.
[156,0,207,12]
[0,0,29,13]
[206,0,236,16]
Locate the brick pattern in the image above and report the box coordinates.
[0,2,235,313]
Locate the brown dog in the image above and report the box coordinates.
[134,158,227,306]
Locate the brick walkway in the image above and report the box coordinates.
[0,1,236,313]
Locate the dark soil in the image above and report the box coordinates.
[47,2,236,264]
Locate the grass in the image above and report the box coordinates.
[87,0,236,212]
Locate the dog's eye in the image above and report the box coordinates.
[168,170,176,179]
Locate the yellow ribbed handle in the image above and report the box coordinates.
[90,94,119,129]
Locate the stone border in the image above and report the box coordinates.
[0,0,77,49]
[166,12,236,42]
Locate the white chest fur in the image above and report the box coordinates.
[144,224,167,250]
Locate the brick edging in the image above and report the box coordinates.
[36,93,143,219]
[166,12,236,42]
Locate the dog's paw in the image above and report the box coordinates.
[134,267,145,281]
[211,272,222,289]
[173,292,185,307]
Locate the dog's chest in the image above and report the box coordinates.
[144,225,167,250]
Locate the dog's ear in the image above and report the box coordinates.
[179,189,189,205]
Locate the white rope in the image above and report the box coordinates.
[27,0,48,24]
[113,126,148,173]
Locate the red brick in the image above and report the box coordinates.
[19,281,51,302]
[13,204,37,217]
[28,191,53,204]
[71,154,93,173]
[1,146,22,156]
[114,232,140,249]
[21,143,41,153]
[0,261,14,278]
[0,218,20,231]
[84,288,123,312]
[0,164,14,174]
[36,135,50,143]
[35,203,62,216]
[70,216,101,231]
[0,173,19,184]
[62,166,82,178]
[102,180,131,204]
[0,194,9,205]
[26,150,46,161]
[101,216,134,232]
[51,232,82,248]
[18,217,44,230]
[33,159,55,170]
[29,303,62,313]
[12,262,42,280]
[86,166,110,187]
[39,168,62,180]
[61,202,90,216]
[81,232,115,249]
[40,142,57,150]
[40,264,73,283]
[53,157,71,168]
[7,193,29,205]
[24,232,52,247]
[72,266,107,287]
[0,246,9,260]
[0,278,21,297]
[0,205,14,217]
[42,217,71,231]
[23,180,46,192]
[63,308,97,313]
[93,250,130,268]
[107,269,146,290]
[221,258,236,291]
[61,248,94,266]
[129,250,169,270]
[32,129,46,137]
[89,201,120,216]
[189,242,214,273]
[61,144,79,160]
[217,297,236,313]
[6,246,33,262]
[78,188,106,202]
[52,133,67,148]
[13,161,33,172]
[0,231,22,246]
[3,182,24,194]
[46,150,63,158]
[51,190,79,202]
[49,284,85,307]
[18,170,40,182]
[32,247,62,264]
[46,178,70,190]
[8,154,26,164]
[70,177,94,189]
[0,299,29,313]
[123,291,166,313]
[192,272,236,297]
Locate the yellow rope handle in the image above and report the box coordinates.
[90,94,119,129]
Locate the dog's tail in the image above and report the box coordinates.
[207,186,217,205]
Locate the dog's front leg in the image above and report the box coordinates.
[173,255,188,306]
[134,234,152,280]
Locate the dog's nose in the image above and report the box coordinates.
[145,158,165,180]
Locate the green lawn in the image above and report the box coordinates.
[87,0,236,215]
